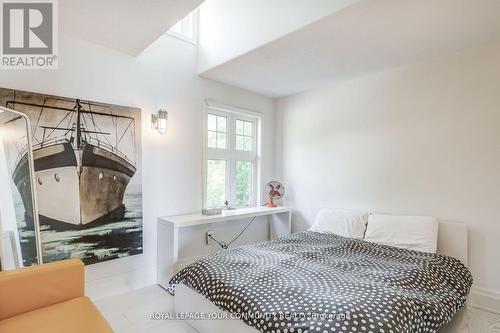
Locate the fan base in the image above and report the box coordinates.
[267,197,277,208]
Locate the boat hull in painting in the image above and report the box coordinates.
[13,141,136,229]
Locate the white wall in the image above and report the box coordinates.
[276,41,500,311]
[0,33,275,298]
[198,0,358,74]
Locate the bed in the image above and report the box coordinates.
[169,221,472,333]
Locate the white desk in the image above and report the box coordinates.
[157,206,291,289]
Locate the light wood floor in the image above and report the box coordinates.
[94,285,500,333]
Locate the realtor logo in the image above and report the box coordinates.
[1,0,58,69]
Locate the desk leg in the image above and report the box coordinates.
[269,211,292,240]
[157,222,179,290]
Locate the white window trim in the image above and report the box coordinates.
[202,102,262,209]
[166,8,199,45]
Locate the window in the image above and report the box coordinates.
[206,160,226,208]
[235,120,253,151]
[204,107,260,208]
[167,9,199,44]
[207,114,227,149]
[235,160,252,206]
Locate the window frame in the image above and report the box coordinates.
[203,103,262,209]
[166,8,199,45]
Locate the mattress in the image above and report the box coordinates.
[169,231,472,333]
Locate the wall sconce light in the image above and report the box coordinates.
[151,109,168,134]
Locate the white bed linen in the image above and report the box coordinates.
[364,214,438,253]
[308,208,368,239]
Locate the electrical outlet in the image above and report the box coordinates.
[206,231,214,245]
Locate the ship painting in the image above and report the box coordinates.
[11,98,137,229]
[1,88,143,265]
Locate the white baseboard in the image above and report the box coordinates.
[469,286,500,314]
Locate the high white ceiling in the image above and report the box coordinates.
[200,0,500,97]
[197,0,358,73]
[60,0,203,56]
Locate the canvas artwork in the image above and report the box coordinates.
[0,88,143,265]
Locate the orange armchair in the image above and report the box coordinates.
[0,259,114,333]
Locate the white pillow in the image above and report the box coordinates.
[364,214,438,253]
[308,208,368,239]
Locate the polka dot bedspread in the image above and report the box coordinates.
[169,231,472,333]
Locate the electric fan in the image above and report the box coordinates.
[265,181,285,207]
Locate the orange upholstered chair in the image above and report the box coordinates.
[0,259,114,333]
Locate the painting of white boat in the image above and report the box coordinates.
[0,88,143,265]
